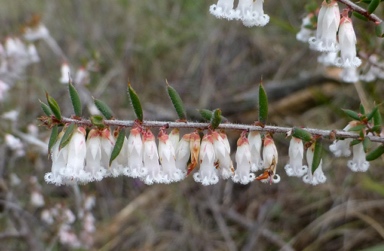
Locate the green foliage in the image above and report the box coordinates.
[46,92,62,120]
[128,84,143,122]
[166,82,187,120]
[258,83,268,125]
[366,145,384,161]
[353,12,368,21]
[69,83,82,117]
[368,0,380,14]
[59,123,75,150]
[90,115,105,129]
[39,100,52,116]
[110,129,125,166]
[312,140,322,174]
[94,98,114,120]
[48,125,59,155]
[292,127,313,142]
[342,109,361,121]
[210,109,222,129]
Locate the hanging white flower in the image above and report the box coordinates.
[284,137,307,177]
[193,134,219,186]
[232,133,254,184]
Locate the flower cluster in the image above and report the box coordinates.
[45,124,287,186]
[209,0,269,27]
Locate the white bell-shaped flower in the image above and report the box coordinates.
[296,14,315,43]
[123,127,147,178]
[45,131,67,185]
[169,128,180,150]
[109,130,129,177]
[242,0,270,27]
[340,67,359,83]
[318,51,337,66]
[257,135,280,184]
[248,131,263,171]
[329,122,357,157]
[303,145,326,185]
[193,134,219,185]
[284,137,307,177]
[141,130,163,185]
[59,63,71,84]
[99,129,116,177]
[347,142,370,172]
[335,15,361,68]
[23,24,50,41]
[233,0,253,21]
[209,0,236,20]
[309,0,340,52]
[84,129,107,182]
[158,130,184,183]
[232,134,254,184]
[212,132,234,179]
[175,134,190,176]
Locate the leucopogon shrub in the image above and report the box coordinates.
[37,0,384,188]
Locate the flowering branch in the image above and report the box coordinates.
[336,0,383,24]
[59,117,384,143]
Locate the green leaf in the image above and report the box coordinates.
[312,140,322,174]
[373,107,382,133]
[48,125,59,154]
[90,115,105,129]
[210,109,222,129]
[342,109,360,120]
[198,109,213,121]
[292,127,313,142]
[128,84,143,122]
[166,82,187,120]
[363,137,372,153]
[348,124,366,132]
[258,83,268,124]
[359,104,366,115]
[375,22,384,37]
[366,145,384,161]
[69,83,82,117]
[368,0,380,14]
[350,139,362,146]
[353,12,368,21]
[94,98,113,120]
[109,129,125,166]
[59,123,76,150]
[39,100,52,116]
[46,93,62,120]
[367,106,379,121]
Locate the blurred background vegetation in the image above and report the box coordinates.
[0,0,384,250]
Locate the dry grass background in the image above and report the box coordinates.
[0,0,384,250]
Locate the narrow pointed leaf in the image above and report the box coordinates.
[292,127,313,142]
[210,109,222,129]
[40,100,52,116]
[128,84,143,122]
[311,139,322,174]
[109,129,125,166]
[90,115,105,129]
[373,107,382,133]
[359,104,366,115]
[350,139,362,146]
[94,98,113,119]
[167,83,187,120]
[46,93,62,120]
[198,109,213,121]
[366,145,384,161]
[348,124,366,132]
[342,109,360,120]
[258,83,268,124]
[363,137,371,153]
[367,106,379,121]
[69,83,82,116]
[375,22,384,37]
[353,12,368,21]
[59,123,75,150]
[368,0,380,14]
[48,125,59,155]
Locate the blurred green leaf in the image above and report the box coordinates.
[350,139,362,146]
[210,109,222,130]
[46,93,62,120]
[258,83,268,124]
[342,109,360,120]
[312,140,322,174]
[94,98,113,120]
[292,127,313,142]
[359,104,366,115]
[367,106,378,121]
[198,109,213,121]
[363,137,371,153]
[90,115,105,129]
[40,100,52,116]
[349,124,366,132]
[48,125,59,155]
[368,0,380,14]
[375,22,384,37]
[366,145,384,161]
[353,12,368,21]
[167,82,187,120]
[59,123,75,150]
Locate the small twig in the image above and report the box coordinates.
[336,0,383,24]
[58,117,384,143]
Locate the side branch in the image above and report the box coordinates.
[60,117,384,143]
[337,0,383,24]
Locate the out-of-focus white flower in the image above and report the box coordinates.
[209,0,236,20]
[242,0,270,27]
[329,122,356,157]
[309,0,340,52]
[45,131,67,185]
[5,134,25,156]
[27,44,40,63]
[317,51,337,66]
[59,224,81,248]
[340,67,359,83]
[335,15,361,68]
[23,24,50,41]
[175,133,190,175]
[212,131,234,179]
[41,209,54,225]
[193,134,219,185]
[84,195,96,211]
[360,55,384,82]
[123,127,147,178]
[248,131,263,171]
[10,173,21,186]
[30,190,45,208]
[60,63,71,84]
[141,129,163,185]
[284,137,307,177]
[0,80,10,101]
[158,130,184,183]
[83,212,95,233]
[232,133,254,184]
[2,110,18,121]
[347,142,369,172]
[303,144,326,185]
[296,14,315,43]
[5,37,26,57]
[27,124,39,137]
[74,67,89,86]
